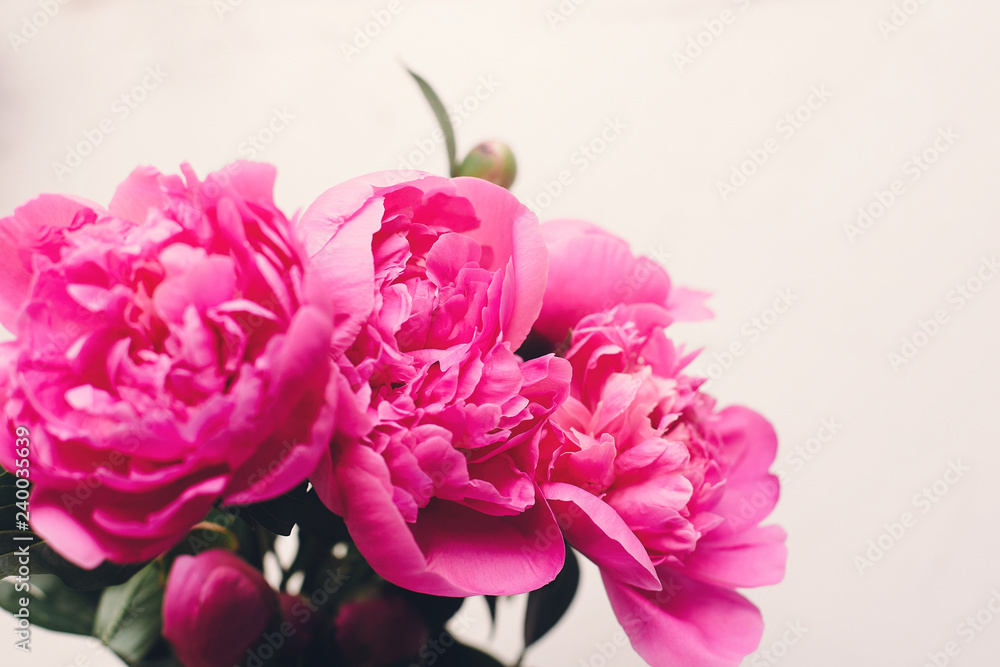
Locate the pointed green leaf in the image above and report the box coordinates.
[0,574,101,636]
[242,483,309,537]
[397,588,465,631]
[522,547,579,651]
[434,633,507,666]
[93,561,165,666]
[135,639,187,667]
[407,68,458,176]
[485,595,498,627]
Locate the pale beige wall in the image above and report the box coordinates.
[1,1,998,665]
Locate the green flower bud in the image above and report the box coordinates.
[457,140,517,189]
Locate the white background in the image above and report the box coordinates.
[1,1,999,666]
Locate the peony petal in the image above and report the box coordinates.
[28,498,108,569]
[451,177,546,349]
[320,443,564,596]
[206,160,277,204]
[425,232,483,287]
[296,178,381,356]
[666,286,713,322]
[108,165,176,223]
[0,214,34,331]
[709,407,781,538]
[408,495,565,596]
[541,482,660,591]
[0,194,103,330]
[535,219,672,344]
[716,406,779,483]
[683,524,787,589]
[602,568,764,667]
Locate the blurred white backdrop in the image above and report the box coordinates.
[1,1,999,665]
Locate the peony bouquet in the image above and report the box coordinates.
[0,74,785,667]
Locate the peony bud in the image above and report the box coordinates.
[333,596,428,667]
[457,140,517,188]
[162,549,278,667]
[278,592,317,653]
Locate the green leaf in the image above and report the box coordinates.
[484,595,498,627]
[0,467,36,581]
[522,547,579,651]
[243,482,310,537]
[176,521,239,557]
[407,68,458,176]
[0,531,146,590]
[294,486,349,542]
[0,574,101,636]
[93,561,165,666]
[134,639,187,667]
[433,634,507,666]
[396,588,465,631]
[40,548,148,590]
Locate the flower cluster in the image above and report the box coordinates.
[0,163,785,667]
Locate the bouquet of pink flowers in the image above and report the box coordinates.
[0,74,785,667]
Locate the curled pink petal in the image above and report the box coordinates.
[542,481,660,591]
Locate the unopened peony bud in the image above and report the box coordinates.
[162,549,278,667]
[457,140,517,188]
[279,592,317,652]
[333,596,428,667]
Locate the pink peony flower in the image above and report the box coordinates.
[534,223,786,667]
[333,595,428,667]
[0,162,361,568]
[299,171,571,597]
[163,549,278,667]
